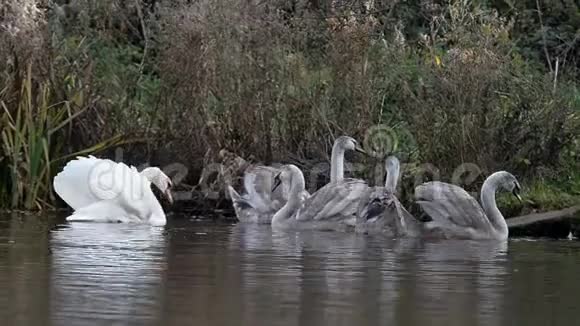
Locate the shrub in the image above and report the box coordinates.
[1,0,578,210]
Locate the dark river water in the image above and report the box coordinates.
[1,213,580,326]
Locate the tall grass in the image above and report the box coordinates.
[1,65,53,209]
[158,0,579,182]
[0,63,124,209]
[0,1,135,210]
[0,0,578,210]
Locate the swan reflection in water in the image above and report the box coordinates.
[228,225,509,326]
[228,224,375,325]
[402,240,508,326]
[47,220,509,325]
[49,222,167,324]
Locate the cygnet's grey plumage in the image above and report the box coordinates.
[355,156,421,236]
[415,171,522,240]
[271,164,369,231]
[229,135,365,224]
[228,165,309,224]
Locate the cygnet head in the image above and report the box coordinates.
[492,171,522,202]
[334,136,366,154]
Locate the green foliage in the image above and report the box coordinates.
[156,0,578,207]
[491,0,580,72]
[0,0,578,211]
[498,176,580,216]
[0,1,151,210]
[0,64,121,209]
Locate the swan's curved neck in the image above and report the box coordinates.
[385,160,400,193]
[480,173,508,238]
[272,168,305,223]
[141,168,160,188]
[149,202,167,225]
[330,143,345,183]
[141,167,157,178]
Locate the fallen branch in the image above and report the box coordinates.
[507,205,580,228]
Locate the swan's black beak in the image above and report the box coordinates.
[512,183,522,203]
[272,173,282,192]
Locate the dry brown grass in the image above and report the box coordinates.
[0,0,578,209]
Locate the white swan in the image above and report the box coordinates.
[228,135,365,223]
[414,171,522,240]
[53,156,173,226]
[270,164,369,230]
[355,156,421,236]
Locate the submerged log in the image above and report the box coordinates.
[507,205,580,228]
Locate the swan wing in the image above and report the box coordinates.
[244,166,278,196]
[66,200,139,223]
[243,165,287,212]
[391,196,423,237]
[99,160,166,225]
[415,181,492,231]
[243,165,312,211]
[55,156,163,223]
[357,187,394,222]
[243,166,276,212]
[53,155,117,210]
[298,178,368,222]
[228,185,272,223]
[356,187,422,236]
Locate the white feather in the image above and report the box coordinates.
[53,156,167,226]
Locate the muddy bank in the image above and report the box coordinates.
[169,191,580,238]
[507,206,580,238]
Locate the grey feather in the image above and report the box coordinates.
[415,182,491,232]
[354,156,422,236]
[413,171,519,240]
[297,178,369,222]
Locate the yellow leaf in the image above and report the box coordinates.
[435,55,442,67]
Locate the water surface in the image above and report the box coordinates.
[1,213,579,325]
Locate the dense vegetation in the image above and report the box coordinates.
[0,0,578,211]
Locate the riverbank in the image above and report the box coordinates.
[3,200,580,238]
[1,1,578,211]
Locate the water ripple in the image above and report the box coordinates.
[1,216,580,325]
